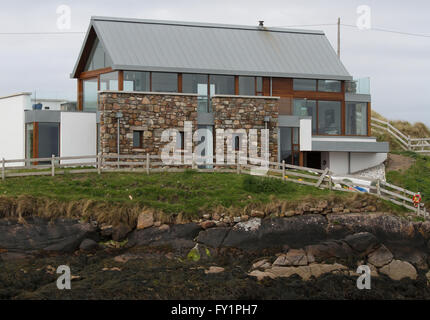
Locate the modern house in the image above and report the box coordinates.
[3,16,389,177]
[0,92,96,165]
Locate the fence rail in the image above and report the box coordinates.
[371,117,430,153]
[0,153,427,217]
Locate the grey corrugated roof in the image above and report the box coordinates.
[72,17,352,80]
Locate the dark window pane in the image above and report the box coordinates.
[209,75,235,95]
[124,71,150,92]
[256,77,263,95]
[83,78,98,112]
[318,101,341,135]
[239,76,255,95]
[293,99,317,134]
[38,123,59,160]
[346,102,368,135]
[100,71,119,91]
[293,79,317,91]
[84,38,111,71]
[152,72,178,92]
[280,127,292,163]
[318,80,341,92]
[26,123,34,159]
[133,131,143,148]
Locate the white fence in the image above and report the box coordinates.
[371,117,430,154]
[0,153,427,217]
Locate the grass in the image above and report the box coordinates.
[0,170,405,225]
[386,152,430,208]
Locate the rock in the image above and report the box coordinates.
[391,246,428,270]
[241,215,249,222]
[100,224,113,237]
[79,239,99,251]
[159,224,170,231]
[352,262,379,277]
[309,263,347,278]
[234,218,261,232]
[250,210,265,218]
[196,227,230,249]
[285,210,295,217]
[111,224,132,242]
[317,200,328,209]
[154,221,161,227]
[212,213,221,220]
[248,270,276,281]
[203,214,211,219]
[252,259,271,270]
[344,232,380,255]
[200,221,216,230]
[0,217,98,253]
[367,245,393,267]
[114,253,140,263]
[137,211,154,230]
[379,259,417,280]
[233,216,241,223]
[128,223,201,250]
[267,266,312,280]
[204,266,225,274]
[273,249,308,266]
[305,240,353,261]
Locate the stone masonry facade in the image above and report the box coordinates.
[99,92,280,162]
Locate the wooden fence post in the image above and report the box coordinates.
[376,179,381,197]
[1,158,5,181]
[97,153,102,175]
[408,135,411,151]
[328,175,332,190]
[51,154,55,177]
[282,160,286,181]
[146,153,150,174]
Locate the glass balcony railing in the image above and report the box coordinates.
[345,77,370,95]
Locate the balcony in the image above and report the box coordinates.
[345,77,370,95]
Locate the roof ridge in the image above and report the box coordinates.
[90,16,325,35]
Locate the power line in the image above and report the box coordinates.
[341,23,430,38]
[0,31,85,35]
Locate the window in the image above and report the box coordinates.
[133,130,143,148]
[151,72,178,92]
[25,123,34,159]
[293,99,317,134]
[124,71,150,92]
[182,74,209,112]
[84,38,112,71]
[209,75,235,95]
[38,123,60,162]
[256,77,263,96]
[239,76,255,95]
[318,101,341,135]
[83,78,98,112]
[280,127,300,166]
[318,80,341,92]
[346,102,368,135]
[293,79,317,91]
[100,72,119,91]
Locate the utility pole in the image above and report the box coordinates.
[337,17,341,58]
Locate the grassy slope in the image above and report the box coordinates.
[387,151,430,209]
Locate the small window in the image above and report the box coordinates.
[133,130,143,148]
[318,80,341,93]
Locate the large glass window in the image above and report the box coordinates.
[318,80,341,92]
[280,127,300,166]
[209,75,235,95]
[293,79,317,91]
[83,78,98,112]
[256,77,263,96]
[293,99,317,134]
[182,74,209,112]
[100,71,119,91]
[151,72,178,92]
[38,123,60,161]
[124,71,150,92]
[346,102,368,135]
[318,101,341,135]
[84,38,112,71]
[239,76,255,95]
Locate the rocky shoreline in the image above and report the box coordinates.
[1,211,430,299]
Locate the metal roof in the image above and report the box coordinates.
[72,17,352,80]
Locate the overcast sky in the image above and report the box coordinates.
[0,0,429,125]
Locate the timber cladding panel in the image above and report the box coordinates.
[211,96,280,163]
[99,92,198,156]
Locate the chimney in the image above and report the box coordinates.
[258,20,264,28]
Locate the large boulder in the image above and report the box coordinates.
[273,249,308,266]
[305,240,353,262]
[0,217,98,254]
[379,259,417,280]
[137,211,154,230]
[367,245,393,267]
[344,232,380,255]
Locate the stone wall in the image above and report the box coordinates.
[211,96,279,163]
[99,92,198,156]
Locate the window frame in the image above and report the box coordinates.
[132,130,144,149]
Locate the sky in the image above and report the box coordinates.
[0,0,429,125]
